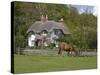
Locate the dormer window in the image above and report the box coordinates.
[41,30,48,37]
[54,29,62,35]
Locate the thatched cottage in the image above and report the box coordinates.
[27,15,71,47]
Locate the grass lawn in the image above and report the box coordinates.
[14,54,97,74]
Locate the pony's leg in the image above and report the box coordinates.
[74,51,76,56]
[58,48,62,55]
[71,51,76,56]
[75,50,78,56]
[72,50,78,56]
[67,50,70,56]
[70,51,73,56]
[73,51,76,56]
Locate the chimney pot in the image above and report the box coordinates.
[60,18,64,22]
[41,15,48,22]
[46,15,48,21]
[41,15,44,21]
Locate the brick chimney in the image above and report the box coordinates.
[41,15,44,21]
[60,18,64,22]
[41,15,48,22]
[45,15,48,21]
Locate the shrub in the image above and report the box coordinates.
[14,35,25,54]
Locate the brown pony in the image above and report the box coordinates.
[58,42,79,56]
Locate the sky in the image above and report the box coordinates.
[74,5,97,16]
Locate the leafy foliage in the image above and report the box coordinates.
[14,35,26,53]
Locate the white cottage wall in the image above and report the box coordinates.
[41,31,48,46]
[28,34,36,47]
[50,31,55,43]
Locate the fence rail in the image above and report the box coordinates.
[15,48,97,56]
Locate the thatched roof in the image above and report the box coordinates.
[27,20,71,34]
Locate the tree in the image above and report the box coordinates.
[14,35,25,54]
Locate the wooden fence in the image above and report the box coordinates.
[15,48,97,56]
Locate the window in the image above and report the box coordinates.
[54,29,62,35]
[41,30,48,36]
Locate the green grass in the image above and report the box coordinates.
[14,54,97,74]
